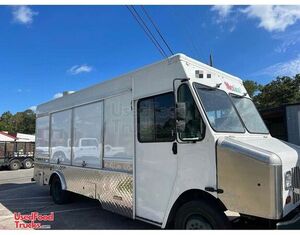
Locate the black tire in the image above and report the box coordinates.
[174,200,231,229]
[50,176,70,204]
[22,158,33,169]
[9,160,21,170]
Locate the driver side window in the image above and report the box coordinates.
[177,84,205,140]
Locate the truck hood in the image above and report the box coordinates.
[218,135,300,217]
[228,136,300,170]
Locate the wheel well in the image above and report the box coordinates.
[49,172,67,190]
[166,189,227,228]
[49,173,59,186]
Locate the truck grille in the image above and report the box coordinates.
[292,166,300,204]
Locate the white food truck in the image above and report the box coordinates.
[33,54,300,229]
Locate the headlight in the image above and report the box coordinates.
[285,171,292,190]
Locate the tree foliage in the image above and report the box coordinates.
[0,109,36,134]
[243,80,263,98]
[244,74,300,109]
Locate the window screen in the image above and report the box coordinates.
[138,92,175,142]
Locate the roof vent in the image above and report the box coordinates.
[63,91,75,96]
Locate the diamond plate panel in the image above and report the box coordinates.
[103,159,133,173]
[34,163,133,218]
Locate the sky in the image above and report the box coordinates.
[0,5,300,113]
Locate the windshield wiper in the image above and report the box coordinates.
[231,94,243,98]
[231,93,248,98]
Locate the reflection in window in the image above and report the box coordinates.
[139,99,155,142]
[50,110,72,164]
[36,116,49,158]
[73,102,103,168]
[104,93,134,159]
[230,95,269,134]
[195,84,244,133]
[177,84,205,140]
[138,92,175,142]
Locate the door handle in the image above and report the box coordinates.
[172,142,177,155]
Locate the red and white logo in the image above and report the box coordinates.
[14,212,54,229]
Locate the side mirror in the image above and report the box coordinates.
[176,102,186,121]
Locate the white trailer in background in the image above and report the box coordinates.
[34,54,300,229]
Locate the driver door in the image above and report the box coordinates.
[135,92,178,223]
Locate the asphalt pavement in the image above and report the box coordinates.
[0,168,154,230]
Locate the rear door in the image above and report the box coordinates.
[135,92,178,223]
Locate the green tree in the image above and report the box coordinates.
[0,111,14,133]
[254,74,300,109]
[243,80,263,98]
[13,110,36,134]
[0,110,36,134]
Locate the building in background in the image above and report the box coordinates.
[0,131,16,142]
[0,131,35,142]
[260,103,300,146]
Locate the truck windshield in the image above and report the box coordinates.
[194,84,245,133]
[230,95,269,134]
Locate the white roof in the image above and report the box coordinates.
[0,132,15,142]
[37,54,244,116]
[16,133,35,142]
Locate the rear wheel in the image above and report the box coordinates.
[22,158,33,169]
[174,200,231,229]
[9,159,21,170]
[50,176,70,204]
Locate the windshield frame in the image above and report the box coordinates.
[193,82,246,134]
[229,93,269,134]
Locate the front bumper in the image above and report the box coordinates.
[277,207,300,229]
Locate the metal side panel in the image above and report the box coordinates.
[33,162,46,186]
[35,163,133,218]
[217,137,283,220]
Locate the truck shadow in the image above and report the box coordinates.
[0,182,156,230]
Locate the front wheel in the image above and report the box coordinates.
[174,200,231,229]
[50,177,70,204]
